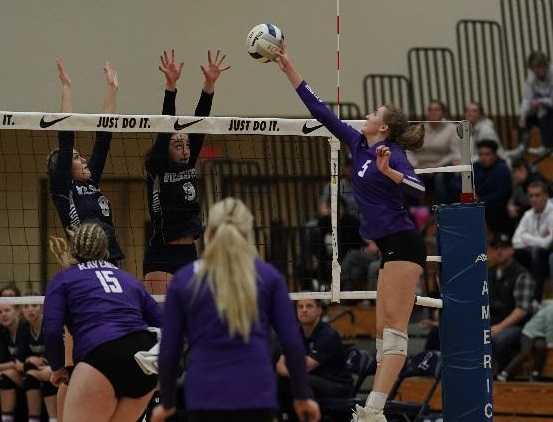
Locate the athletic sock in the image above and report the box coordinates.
[2,414,14,422]
[28,416,40,422]
[48,418,58,422]
[366,391,388,411]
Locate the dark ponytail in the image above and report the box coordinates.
[383,105,425,151]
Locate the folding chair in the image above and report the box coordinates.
[318,347,376,422]
[384,350,442,422]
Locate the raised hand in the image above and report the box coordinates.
[274,41,303,88]
[104,62,119,90]
[56,58,71,87]
[159,49,184,90]
[200,49,231,92]
[376,145,391,174]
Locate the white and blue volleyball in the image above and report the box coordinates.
[246,23,284,63]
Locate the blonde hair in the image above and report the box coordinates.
[383,104,425,150]
[196,198,258,341]
[49,223,109,268]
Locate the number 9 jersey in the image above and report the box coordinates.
[43,260,161,371]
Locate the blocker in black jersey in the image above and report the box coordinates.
[48,131,124,262]
[143,49,229,278]
[145,89,212,247]
[143,88,212,275]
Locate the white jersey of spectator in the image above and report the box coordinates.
[407,121,460,168]
[513,200,553,249]
[472,117,506,161]
[519,64,553,127]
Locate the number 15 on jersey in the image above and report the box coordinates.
[95,270,122,293]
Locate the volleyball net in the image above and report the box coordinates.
[0,111,473,307]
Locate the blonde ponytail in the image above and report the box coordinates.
[197,198,258,341]
[49,236,77,268]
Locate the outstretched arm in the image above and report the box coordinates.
[188,50,230,165]
[147,50,185,175]
[89,62,118,185]
[56,58,72,113]
[159,48,183,115]
[102,62,119,114]
[275,45,360,147]
[52,59,74,197]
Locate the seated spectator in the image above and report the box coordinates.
[0,285,21,298]
[408,100,461,204]
[513,51,553,157]
[474,140,512,235]
[488,234,536,373]
[508,159,545,227]
[0,304,26,422]
[320,153,358,217]
[513,180,553,301]
[298,198,362,291]
[277,299,353,416]
[497,302,553,382]
[341,240,380,292]
[18,303,57,422]
[465,101,504,158]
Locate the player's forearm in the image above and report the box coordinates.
[60,86,72,113]
[102,86,118,114]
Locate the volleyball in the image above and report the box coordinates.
[246,23,284,63]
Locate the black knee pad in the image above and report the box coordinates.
[40,381,58,397]
[0,374,18,390]
[22,374,41,391]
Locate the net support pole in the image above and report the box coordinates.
[437,203,493,421]
[329,137,341,302]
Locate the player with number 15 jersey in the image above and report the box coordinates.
[44,258,161,370]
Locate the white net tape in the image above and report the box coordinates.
[0,292,443,308]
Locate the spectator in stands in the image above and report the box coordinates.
[0,285,21,298]
[341,240,380,292]
[508,159,545,228]
[513,51,553,157]
[19,303,57,422]
[0,304,25,422]
[488,234,536,373]
[513,180,553,301]
[497,302,553,382]
[320,153,358,216]
[465,101,504,158]
[408,100,461,204]
[298,198,362,291]
[277,299,352,416]
[474,140,512,235]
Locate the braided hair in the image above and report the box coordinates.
[49,223,109,268]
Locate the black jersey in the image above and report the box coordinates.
[146,89,213,246]
[50,131,124,261]
[17,321,45,361]
[0,320,27,363]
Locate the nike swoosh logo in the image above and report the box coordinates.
[40,115,70,129]
[302,121,324,134]
[174,118,204,131]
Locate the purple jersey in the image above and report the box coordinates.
[43,260,161,370]
[158,259,311,410]
[297,81,425,240]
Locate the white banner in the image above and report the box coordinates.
[0,111,365,137]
